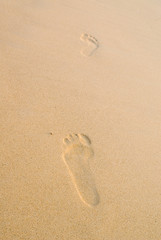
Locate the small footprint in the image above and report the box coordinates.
[62,133,100,207]
[80,33,99,57]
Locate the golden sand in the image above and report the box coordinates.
[0,0,161,239]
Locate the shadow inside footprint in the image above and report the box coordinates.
[80,33,99,57]
[63,133,100,207]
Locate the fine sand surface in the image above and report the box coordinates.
[0,0,161,239]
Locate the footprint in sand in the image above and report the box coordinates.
[80,33,99,57]
[63,133,100,207]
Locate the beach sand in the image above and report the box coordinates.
[0,0,161,239]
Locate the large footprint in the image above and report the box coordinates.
[63,133,100,207]
[80,33,99,57]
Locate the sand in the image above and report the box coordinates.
[0,0,161,239]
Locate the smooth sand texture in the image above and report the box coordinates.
[0,0,161,239]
